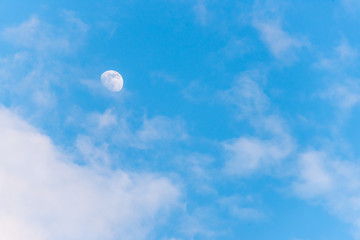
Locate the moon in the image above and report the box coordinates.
[101,70,123,92]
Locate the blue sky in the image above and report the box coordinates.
[1,0,360,239]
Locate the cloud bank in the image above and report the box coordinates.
[0,106,180,240]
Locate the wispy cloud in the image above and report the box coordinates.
[220,73,269,118]
[0,14,89,117]
[253,20,306,60]
[293,151,334,198]
[221,72,295,176]
[315,40,358,71]
[193,0,208,26]
[321,80,360,111]
[1,14,88,54]
[73,107,188,152]
[316,41,360,113]
[252,1,308,61]
[219,195,266,221]
[292,150,360,238]
[136,116,188,147]
[89,109,118,129]
[223,115,293,176]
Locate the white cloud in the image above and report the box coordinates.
[173,153,217,195]
[82,110,190,156]
[75,135,111,166]
[178,207,218,239]
[321,80,360,111]
[219,195,265,221]
[135,115,188,148]
[98,109,117,128]
[88,109,118,129]
[336,41,358,62]
[316,41,358,71]
[253,19,306,60]
[292,151,333,198]
[0,106,180,240]
[71,109,188,153]
[2,16,67,53]
[292,150,360,238]
[221,74,294,176]
[62,10,90,33]
[220,73,269,118]
[0,52,29,82]
[0,54,60,111]
[1,15,88,54]
[32,89,57,108]
[223,130,293,176]
[0,14,89,115]
[251,1,307,61]
[178,153,214,180]
[316,42,360,113]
